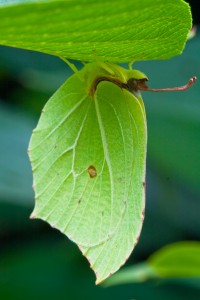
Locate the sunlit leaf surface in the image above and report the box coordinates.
[0,0,191,62]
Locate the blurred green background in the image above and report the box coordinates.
[0,24,200,300]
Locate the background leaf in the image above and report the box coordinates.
[104,242,200,286]
[0,0,191,63]
[148,241,200,277]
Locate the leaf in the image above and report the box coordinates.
[102,263,157,286]
[148,241,200,278]
[28,62,147,283]
[0,0,191,63]
[104,241,200,286]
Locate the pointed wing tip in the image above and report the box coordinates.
[29,211,38,219]
[30,213,36,219]
[81,233,143,285]
[95,275,107,285]
[95,278,102,285]
[95,270,117,285]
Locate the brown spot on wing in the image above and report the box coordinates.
[88,165,97,178]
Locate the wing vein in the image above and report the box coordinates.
[31,94,87,151]
[94,96,114,235]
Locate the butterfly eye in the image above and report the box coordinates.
[126,78,148,92]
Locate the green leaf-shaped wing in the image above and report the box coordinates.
[29,62,147,283]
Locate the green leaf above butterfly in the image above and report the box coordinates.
[28,62,147,283]
[0,0,192,63]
